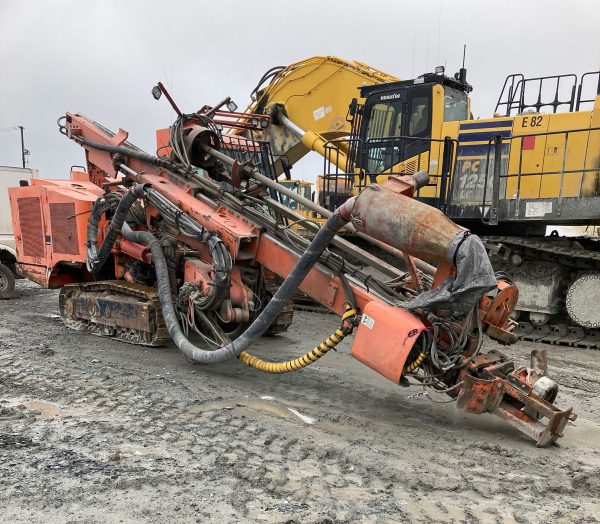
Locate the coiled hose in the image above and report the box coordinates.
[87,184,231,310]
[86,184,146,273]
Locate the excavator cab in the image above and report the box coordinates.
[352,69,471,185]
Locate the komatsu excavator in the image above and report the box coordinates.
[246,56,600,348]
[8,83,576,446]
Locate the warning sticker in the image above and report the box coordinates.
[360,314,375,330]
[525,201,553,218]
[313,107,326,121]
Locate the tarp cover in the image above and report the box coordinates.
[404,233,497,314]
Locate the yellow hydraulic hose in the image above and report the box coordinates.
[403,351,426,373]
[238,306,357,374]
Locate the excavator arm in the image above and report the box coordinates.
[247,56,398,174]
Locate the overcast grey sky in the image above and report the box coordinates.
[1,0,598,182]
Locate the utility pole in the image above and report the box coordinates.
[18,125,25,168]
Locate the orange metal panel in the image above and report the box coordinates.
[156,128,172,157]
[9,176,103,287]
[255,233,383,316]
[350,301,425,384]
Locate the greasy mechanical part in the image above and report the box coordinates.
[238,306,357,373]
[457,350,576,447]
[59,281,169,346]
[93,178,232,313]
[122,204,354,364]
[0,262,15,292]
[566,272,600,328]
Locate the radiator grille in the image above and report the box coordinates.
[17,197,45,258]
[405,160,417,174]
[49,202,79,255]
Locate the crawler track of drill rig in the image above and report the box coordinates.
[59,281,169,346]
[59,280,295,345]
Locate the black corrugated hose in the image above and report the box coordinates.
[86,184,147,273]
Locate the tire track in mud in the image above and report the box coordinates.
[1,284,600,523]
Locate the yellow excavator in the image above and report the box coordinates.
[247,56,600,346]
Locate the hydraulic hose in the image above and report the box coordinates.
[238,305,357,373]
[87,184,146,273]
[87,178,231,310]
[141,186,231,310]
[58,117,180,173]
[122,199,355,364]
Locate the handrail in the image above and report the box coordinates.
[478,126,600,219]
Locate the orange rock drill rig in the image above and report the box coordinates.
[8,103,575,446]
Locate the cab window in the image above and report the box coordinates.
[444,88,468,121]
[366,101,403,139]
[364,100,404,173]
[279,181,298,210]
[408,96,429,136]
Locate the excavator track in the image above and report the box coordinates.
[59,281,169,346]
[485,235,600,349]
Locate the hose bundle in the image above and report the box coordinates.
[86,181,353,365]
[124,210,350,364]
[87,184,231,311]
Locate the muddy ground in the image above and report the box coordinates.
[1,281,599,523]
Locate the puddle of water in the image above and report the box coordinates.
[287,407,315,424]
[189,397,315,425]
[20,400,64,420]
[120,444,171,458]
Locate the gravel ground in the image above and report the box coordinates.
[1,281,599,523]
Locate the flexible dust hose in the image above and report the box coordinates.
[123,200,355,364]
[87,184,147,273]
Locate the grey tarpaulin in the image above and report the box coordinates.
[404,232,497,314]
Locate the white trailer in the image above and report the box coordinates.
[0,165,38,292]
